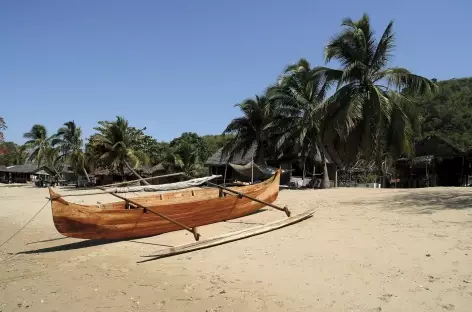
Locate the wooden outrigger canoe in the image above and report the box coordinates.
[48,170,282,240]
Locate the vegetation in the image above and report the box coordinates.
[23,124,53,167]
[416,78,472,150]
[162,132,209,176]
[9,14,472,189]
[223,13,437,187]
[0,142,28,166]
[222,95,277,166]
[269,59,331,188]
[0,117,6,142]
[318,14,436,185]
[52,121,90,181]
[87,117,150,183]
[202,134,234,156]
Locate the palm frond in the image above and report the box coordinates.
[381,67,438,95]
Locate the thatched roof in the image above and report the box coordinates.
[0,164,56,175]
[205,144,257,166]
[395,155,435,167]
[205,143,332,166]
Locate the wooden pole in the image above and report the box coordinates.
[251,158,254,184]
[335,166,338,188]
[101,172,183,187]
[98,188,201,241]
[461,156,465,186]
[223,163,228,186]
[312,165,315,188]
[426,163,429,187]
[203,180,291,217]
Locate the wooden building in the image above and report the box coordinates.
[0,164,55,184]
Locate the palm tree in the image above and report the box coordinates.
[89,117,150,184]
[43,145,61,175]
[23,124,52,167]
[316,14,437,185]
[162,133,208,177]
[223,95,276,165]
[52,121,90,182]
[270,58,331,188]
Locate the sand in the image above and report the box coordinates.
[1,185,471,312]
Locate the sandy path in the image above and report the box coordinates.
[1,186,471,311]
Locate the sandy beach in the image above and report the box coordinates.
[1,186,472,311]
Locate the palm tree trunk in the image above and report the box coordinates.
[83,167,90,182]
[318,137,330,189]
[124,160,150,185]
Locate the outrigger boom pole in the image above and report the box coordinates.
[204,180,291,217]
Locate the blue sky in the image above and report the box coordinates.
[1,0,471,144]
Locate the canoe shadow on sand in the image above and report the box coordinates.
[17,208,269,255]
[17,238,174,255]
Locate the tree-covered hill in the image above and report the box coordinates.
[417,77,472,150]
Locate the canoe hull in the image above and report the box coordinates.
[49,171,280,240]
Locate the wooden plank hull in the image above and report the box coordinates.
[49,170,281,240]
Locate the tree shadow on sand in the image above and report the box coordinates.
[345,189,472,214]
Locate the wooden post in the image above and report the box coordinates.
[312,165,316,188]
[334,166,338,188]
[251,158,254,184]
[460,156,465,186]
[425,163,429,187]
[223,163,228,186]
[302,160,306,187]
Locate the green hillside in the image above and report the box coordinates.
[417,77,472,150]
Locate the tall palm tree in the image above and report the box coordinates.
[223,95,276,165]
[23,124,52,167]
[316,14,437,185]
[270,58,331,188]
[52,121,90,182]
[89,116,150,184]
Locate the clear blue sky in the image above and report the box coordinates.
[1,0,471,144]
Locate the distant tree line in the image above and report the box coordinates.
[0,117,233,181]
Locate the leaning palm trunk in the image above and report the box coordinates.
[321,157,330,189]
[318,137,330,189]
[124,160,150,185]
[83,167,90,182]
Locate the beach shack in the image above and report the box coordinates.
[394,135,467,187]
[0,164,55,184]
[205,144,337,187]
